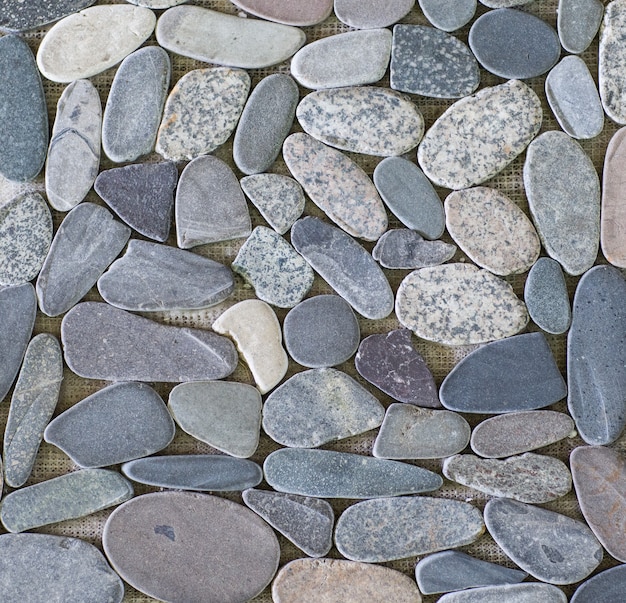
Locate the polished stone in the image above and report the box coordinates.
[335,0,414,28]
[418,0,476,31]
[571,565,626,603]
[438,584,567,603]
[600,1,626,124]
[230,0,333,25]
[0,0,96,31]
[602,127,626,268]
[372,229,456,269]
[558,0,603,53]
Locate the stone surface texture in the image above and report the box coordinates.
[418,0,476,31]
[0,0,96,31]
[599,0,626,124]
[558,0,604,54]
[230,0,333,25]
[372,229,456,269]
[602,127,626,268]
[437,583,567,603]
[571,565,626,603]
[334,0,415,28]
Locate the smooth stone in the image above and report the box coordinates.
[373,157,444,239]
[335,0,414,28]
[103,492,279,603]
[571,565,626,603]
[391,24,479,98]
[445,187,540,276]
[335,496,484,562]
[599,0,626,124]
[440,332,566,413]
[355,328,440,406]
[284,133,387,241]
[396,263,528,345]
[373,229,456,269]
[264,449,442,499]
[230,0,332,25]
[558,0,604,54]
[45,79,101,212]
[262,368,384,448]
[232,227,313,308]
[470,411,576,458]
[418,80,542,190]
[62,302,238,382]
[291,29,392,89]
[98,240,234,311]
[438,584,567,603]
[156,67,250,162]
[0,0,96,31]
[0,192,52,286]
[283,296,360,368]
[240,174,305,235]
[156,5,305,68]
[0,469,133,533]
[176,155,251,248]
[297,87,424,157]
[36,204,130,317]
[243,489,334,558]
[484,498,603,584]
[126,0,187,6]
[36,5,156,82]
[169,381,261,458]
[418,0,476,31]
[4,334,63,489]
[415,551,527,595]
[44,382,175,469]
[602,127,626,267]
[234,74,298,175]
[291,217,394,320]
[567,266,626,445]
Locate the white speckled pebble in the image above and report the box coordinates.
[600,0,626,124]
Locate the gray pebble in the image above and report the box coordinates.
[438,583,567,603]
[334,0,414,28]
[373,229,456,269]
[418,0,476,32]
[603,127,626,268]
[0,0,96,31]
[558,0,604,54]
[230,0,332,25]
[571,565,626,603]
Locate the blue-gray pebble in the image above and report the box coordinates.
[418,0,476,32]
[558,0,604,54]
[571,564,626,603]
[0,0,96,31]
[525,258,571,334]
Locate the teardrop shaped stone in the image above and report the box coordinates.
[571,565,626,603]
[0,0,97,31]
[437,583,567,603]
[372,229,456,269]
[600,1,626,124]
[418,0,476,32]
[602,127,626,268]
[334,0,414,28]
[558,0,604,54]
[230,0,332,26]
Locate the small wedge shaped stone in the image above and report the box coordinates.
[418,0,476,32]
[602,127,626,268]
[600,0,626,124]
[438,584,567,603]
[335,0,414,28]
[571,565,626,603]
[558,0,604,53]
[230,0,333,25]
[0,0,96,31]
[373,230,456,269]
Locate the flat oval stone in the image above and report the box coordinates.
[156,67,250,162]
[62,302,238,382]
[335,0,414,28]
[291,217,394,320]
[600,1,626,124]
[558,0,603,53]
[470,411,575,458]
[438,584,567,603]
[418,0,476,32]
[291,29,392,89]
[571,565,626,603]
[602,127,626,268]
[484,498,603,584]
[396,263,528,345]
[335,496,484,562]
[418,80,542,190]
[36,5,156,82]
[263,368,384,447]
[0,0,96,31]
[44,382,175,469]
[373,229,456,269]
[104,491,279,603]
[264,449,442,499]
[568,266,626,445]
[524,131,600,276]
[391,25,479,98]
[230,0,332,25]
[0,469,133,533]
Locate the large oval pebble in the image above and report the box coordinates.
[602,127,626,268]
[438,583,567,603]
[600,1,626,124]
[572,565,626,603]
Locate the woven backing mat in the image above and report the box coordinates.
[0,0,623,601]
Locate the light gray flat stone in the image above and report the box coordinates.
[438,584,567,603]
[600,0,626,124]
[558,0,603,54]
[0,0,96,31]
[418,0,476,31]
[372,229,456,269]
[334,0,414,28]
[230,0,333,26]
[602,127,626,268]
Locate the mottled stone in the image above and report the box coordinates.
[599,0,626,124]
[438,584,567,603]
[418,0,476,32]
[230,0,333,25]
[335,0,414,28]
[373,229,456,269]
[418,80,542,190]
[0,0,96,31]
[571,565,626,603]
[291,217,394,319]
[602,127,626,268]
[558,0,603,53]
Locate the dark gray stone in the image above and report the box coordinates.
[571,564,626,603]
[0,0,96,31]
[438,584,567,603]
[373,229,456,269]
[418,0,476,32]
[558,0,603,54]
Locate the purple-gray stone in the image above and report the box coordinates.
[571,564,626,603]
[373,229,456,269]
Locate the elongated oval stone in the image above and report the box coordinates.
[0,469,133,533]
[418,80,542,190]
[600,0,626,124]
[438,584,567,603]
[36,5,156,82]
[372,229,456,269]
[418,0,476,32]
[396,264,528,345]
[335,496,484,562]
[0,0,96,31]
[602,127,626,268]
[484,498,603,584]
[558,0,603,53]
[44,382,175,469]
[230,0,332,25]
[571,565,626,603]
[62,302,238,382]
[335,0,414,28]
[264,449,442,499]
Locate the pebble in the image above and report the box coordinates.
[126,0,189,7]
[230,0,333,25]
[291,217,394,319]
[479,0,531,4]
[297,86,424,156]
[61,301,238,382]
[264,448,442,499]
[155,67,250,162]
[242,489,334,558]
[373,157,445,239]
[103,491,279,603]
[396,263,528,345]
[283,296,360,368]
[440,332,566,413]
[437,584,567,603]
[484,498,603,585]
[355,328,440,406]
[391,25,480,98]
[558,0,604,54]
[4,334,63,488]
[335,0,414,28]
[234,74,298,175]
[290,29,392,89]
[571,565,626,603]
[156,5,305,69]
[175,155,251,248]
[44,382,175,468]
[602,127,626,268]
[568,266,626,445]
[0,0,96,31]
[169,381,262,458]
[0,469,133,533]
[334,496,484,562]
[36,5,156,82]
[45,79,101,212]
[36,203,130,317]
[599,0,626,124]
[418,80,542,190]
[284,133,388,241]
[262,368,384,447]
[372,229,457,269]
[524,131,600,276]
[418,0,476,32]
[373,404,470,459]
[445,187,540,276]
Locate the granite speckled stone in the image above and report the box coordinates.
[0,0,96,31]
[602,128,626,268]
[599,0,626,124]
[558,0,604,54]
[418,0,476,31]
[334,0,414,28]
[571,565,626,603]
[373,229,456,269]
[230,0,333,26]
[438,584,567,603]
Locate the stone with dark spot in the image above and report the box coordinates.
[373,229,456,269]
[0,0,96,31]
[571,565,626,603]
